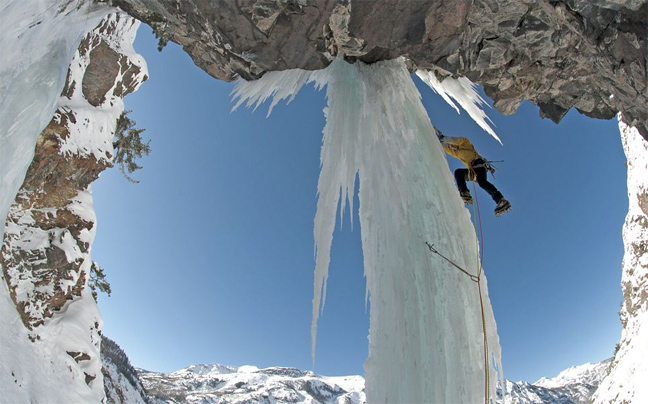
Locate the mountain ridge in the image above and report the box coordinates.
[126,358,611,404]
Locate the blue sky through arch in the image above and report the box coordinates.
[93,27,625,383]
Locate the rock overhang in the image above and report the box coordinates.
[108,0,647,136]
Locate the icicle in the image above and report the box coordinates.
[232,58,505,403]
[416,70,501,143]
[230,69,312,117]
[308,61,364,367]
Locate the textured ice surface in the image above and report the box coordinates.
[233,58,504,403]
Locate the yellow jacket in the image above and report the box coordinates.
[440,136,481,167]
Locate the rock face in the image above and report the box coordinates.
[111,0,646,137]
[593,118,648,403]
[0,11,147,400]
[2,12,146,330]
[1,115,109,330]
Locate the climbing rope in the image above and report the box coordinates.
[424,167,492,404]
[471,167,491,404]
[424,235,490,404]
[477,277,490,404]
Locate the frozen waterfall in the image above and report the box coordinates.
[233,58,504,403]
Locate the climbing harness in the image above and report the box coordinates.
[471,159,503,178]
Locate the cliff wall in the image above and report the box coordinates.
[0,10,147,402]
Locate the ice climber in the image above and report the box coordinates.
[436,130,512,216]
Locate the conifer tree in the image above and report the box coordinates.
[89,262,111,301]
[113,110,150,183]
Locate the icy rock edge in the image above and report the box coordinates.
[233,58,504,403]
[593,117,648,404]
[0,2,147,402]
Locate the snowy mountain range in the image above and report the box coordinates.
[503,360,611,404]
[137,364,365,404]
[106,354,610,404]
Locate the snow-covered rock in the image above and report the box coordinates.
[102,336,150,404]
[502,360,610,404]
[435,359,613,404]
[138,363,365,404]
[536,361,610,391]
[0,4,147,402]
[593,117,648,403]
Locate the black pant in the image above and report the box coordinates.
[454,158,503,203]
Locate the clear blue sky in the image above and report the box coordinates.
[93,27,625,383]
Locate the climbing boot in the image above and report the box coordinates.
[460,191,473,205]
[494,198,512,216]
